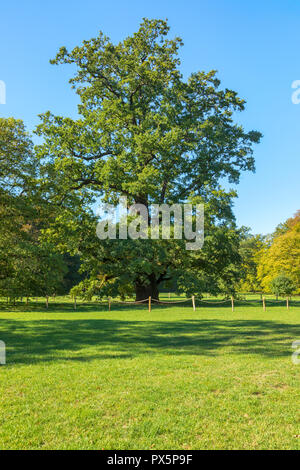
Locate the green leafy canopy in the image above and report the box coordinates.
[36,18,261,208]
[35,18,262,299]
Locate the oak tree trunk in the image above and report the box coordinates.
[135,277,159,301]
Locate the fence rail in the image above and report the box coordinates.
[1,295,299,312]
[101,295,297,312]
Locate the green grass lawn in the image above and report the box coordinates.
[0,299,299,450]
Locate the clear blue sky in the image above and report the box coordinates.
[1,0,299,234]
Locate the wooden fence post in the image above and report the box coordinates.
[148,296,151,313]
[263,296,266,312]
[231,296,234,312]
[192,295,196,312]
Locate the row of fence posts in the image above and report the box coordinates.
[262,296,290,311]
[63,295,291,311]
[231,296,290,312]
[106,295,290,312]
[5,294,294,310]
[139,295,289,313]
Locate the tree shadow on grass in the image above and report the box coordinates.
[0,316,299,365]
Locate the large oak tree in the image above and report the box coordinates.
[36,19,261,300]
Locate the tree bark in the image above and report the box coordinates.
[135,276,159,301]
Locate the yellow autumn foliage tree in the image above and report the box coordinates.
[257,211,300,293]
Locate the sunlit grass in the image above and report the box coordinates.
[0,299,299,449]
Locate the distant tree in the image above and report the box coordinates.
[257,211,300,293]
[0,117,36,295]
[238,231,265,293]
[0,118,68,301]
[0,240,67,301]
[270,275,296,297]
